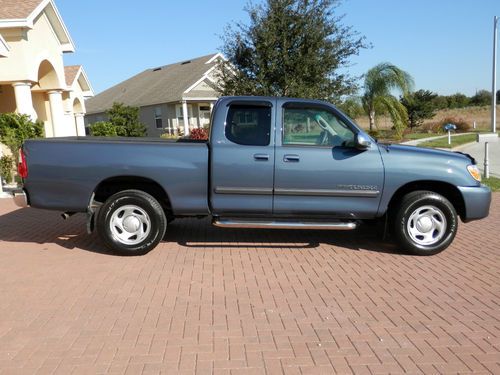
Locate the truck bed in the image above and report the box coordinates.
[23,137,210,214]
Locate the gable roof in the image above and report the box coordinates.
[86,53,221,114]
[0,0,42,19]
[64,65,80,86]
[0,0,74,52]
[64,65,94,97]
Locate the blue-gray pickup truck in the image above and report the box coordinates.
[13,96,491,256]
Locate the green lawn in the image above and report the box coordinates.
[418,133,477,149]
[483,176,500,192]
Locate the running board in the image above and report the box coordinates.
[213,218,357,230]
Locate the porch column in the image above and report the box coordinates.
[12,82,37,121]
[47,90,65,137]
[210,102,214,112]
[74,113,86,136]
[182,100,190,136]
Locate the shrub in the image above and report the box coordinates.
[0,113,44,164]
[0,155,13,184]
[160,133,179,140]
[106,102,147,137]
[89,121,117,136]
[422,121,444,134]
[189,128,209,140]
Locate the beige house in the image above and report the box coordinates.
[0,0,93,137]
[85,54,223,137]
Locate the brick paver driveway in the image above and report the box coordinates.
[0,195,499,374]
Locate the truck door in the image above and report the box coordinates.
[273,100,384,218]
[210,99,276,215]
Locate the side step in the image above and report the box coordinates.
[213,218,357,230]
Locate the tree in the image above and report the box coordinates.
[217,0,368,100]
[106,103,146,137]
[0,113,44,164]
[400,89,438,129]
[446,93,469,109]
[337,96,364,119]
[431,95,449,110]
[361,63,414,138]
[90,121,117,136]
[469,90,491,107]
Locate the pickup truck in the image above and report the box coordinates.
[13,96,491,256]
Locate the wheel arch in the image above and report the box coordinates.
[90,176,173,216]
[386,180,466,220]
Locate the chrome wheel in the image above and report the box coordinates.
[109,204,151,245]
[407,205,447,246]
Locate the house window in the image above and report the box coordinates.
[175,104,193,119]
[155,107,163,129]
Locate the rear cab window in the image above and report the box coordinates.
[225,104,272,146]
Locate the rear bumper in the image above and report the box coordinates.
[12,189,28,208]
[458,185,491,222]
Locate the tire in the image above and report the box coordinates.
[394,190,457,256]
[96,189,167,256]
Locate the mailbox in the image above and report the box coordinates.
[444,123,457,131]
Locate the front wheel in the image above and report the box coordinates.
[96,190,167,256]
[394,191,457,256]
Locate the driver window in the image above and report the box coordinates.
[283,106,355,147]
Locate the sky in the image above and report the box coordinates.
[57,0,500,96]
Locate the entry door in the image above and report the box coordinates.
[210,100,276,215]
[273,102,384,219]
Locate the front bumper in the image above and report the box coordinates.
[457,184,491,222]
[12,189,28,208]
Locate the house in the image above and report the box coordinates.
[0,0,93,137]
[85,53,223,136]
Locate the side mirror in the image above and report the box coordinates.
[356,133,372,149]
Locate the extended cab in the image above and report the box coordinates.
[14,96,491,255]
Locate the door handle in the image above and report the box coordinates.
[253,153,269,161]
[284,154,300,162]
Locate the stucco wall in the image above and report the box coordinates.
[0,12,65,87]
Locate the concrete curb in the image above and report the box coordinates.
[401,132,475,146]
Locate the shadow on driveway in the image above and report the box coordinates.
[0,207,403,256]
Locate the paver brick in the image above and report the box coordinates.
[0,195,499,373]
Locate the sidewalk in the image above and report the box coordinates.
[456,138,500,178]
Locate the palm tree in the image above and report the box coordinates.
[362,63,414,138]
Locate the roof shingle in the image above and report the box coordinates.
[86,54,220,114]
[64,65,81,86]
[0,0,44,20]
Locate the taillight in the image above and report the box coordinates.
[18,148,28,179]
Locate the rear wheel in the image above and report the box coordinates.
[394,191,457,255]
[97,189,166,255]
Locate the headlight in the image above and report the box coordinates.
[467,165,481,182]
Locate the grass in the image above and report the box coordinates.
[483,176,500,192]
[417,133,477,149]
